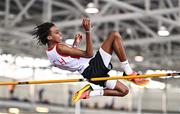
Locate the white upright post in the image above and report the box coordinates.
[162,79,167,114]
[137,88,144,114]
[30,67,36,106]
[75,101,81,114]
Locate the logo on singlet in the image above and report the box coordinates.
[52,57,67,66]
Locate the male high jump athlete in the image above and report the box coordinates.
[33,18,149,103]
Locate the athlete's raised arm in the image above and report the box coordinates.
[57,18,93,58]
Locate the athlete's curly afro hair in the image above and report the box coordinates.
[33,22,54,46]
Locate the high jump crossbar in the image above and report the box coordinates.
[0,72,179,85]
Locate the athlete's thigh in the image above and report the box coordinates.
[101,32,115,55]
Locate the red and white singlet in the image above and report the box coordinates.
[46,44,90,73]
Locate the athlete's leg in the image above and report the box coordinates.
[72,81,129,104]
[100,32,134,75]
[101,31,127,62]
[87,81,128,97]
[103,80,129,97]
[101,32,149,85]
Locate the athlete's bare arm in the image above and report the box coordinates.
[57,18,93,58]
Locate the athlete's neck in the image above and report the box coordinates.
[48,42,58,50]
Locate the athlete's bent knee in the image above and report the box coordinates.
[123,89,129,96]
[110,31,120,37]
[119,89,129,97]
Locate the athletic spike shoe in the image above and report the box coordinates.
[72,84,93,104]
[123,71,150,86]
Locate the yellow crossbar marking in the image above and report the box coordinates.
[0,73,179,85]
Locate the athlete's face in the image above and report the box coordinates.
[48,25,62,43]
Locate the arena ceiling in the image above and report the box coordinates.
[0,0,180,72]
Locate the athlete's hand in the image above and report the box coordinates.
[75,33,82,44]
[82,18,91,31]
[73,33,82,47]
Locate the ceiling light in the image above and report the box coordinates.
[126,28,132,34]
[134,56,144,62]
[85,2,99,14]
[158,26,170,36]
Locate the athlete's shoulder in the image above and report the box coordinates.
[56,43,67,49]
[56,43,70,53]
